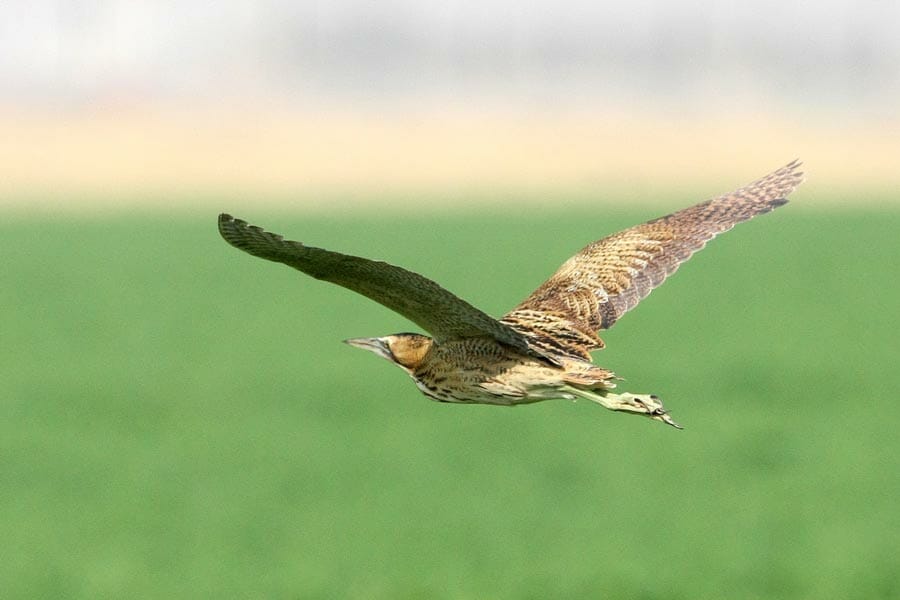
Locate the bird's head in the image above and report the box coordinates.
[344,333,433,371]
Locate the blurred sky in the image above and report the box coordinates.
[1,0,898,206]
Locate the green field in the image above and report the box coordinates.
[2,205,898,599]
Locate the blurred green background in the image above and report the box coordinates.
[3,1,900,598]
[3,204,898,599]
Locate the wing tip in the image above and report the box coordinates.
[218,213,262,247]
[218,213,246,235]
[778,158,806,189]
[740,159,804,210]
[218,213,286,239]
[218,213,245,246]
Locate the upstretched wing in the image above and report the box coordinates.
[502,160,804,360]
[218,214,533,352]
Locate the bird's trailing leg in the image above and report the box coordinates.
[563,386,683,429]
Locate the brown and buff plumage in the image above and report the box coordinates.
[219,160,804,428]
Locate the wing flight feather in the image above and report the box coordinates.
[218,214,532,352]
[502,160,804,358]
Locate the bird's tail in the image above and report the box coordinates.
[560,362,618,389]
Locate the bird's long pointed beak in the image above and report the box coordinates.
[343,337,392,360]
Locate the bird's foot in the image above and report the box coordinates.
[566,386,683,429]
[609,393,683,429]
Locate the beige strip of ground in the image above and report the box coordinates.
[1,109,897,212]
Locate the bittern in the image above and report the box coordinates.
[219,160,803,429]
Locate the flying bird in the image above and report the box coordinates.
[219,160,803,429]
